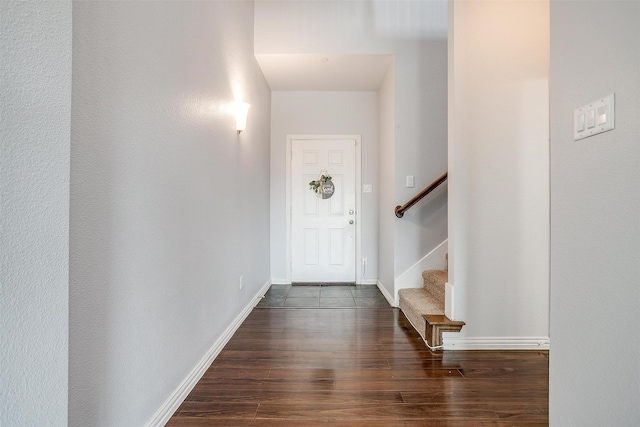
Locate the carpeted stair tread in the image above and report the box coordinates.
[399,268,464,347]
[398,288,444,340]
[422,270,447,306]
[398,269,448,342]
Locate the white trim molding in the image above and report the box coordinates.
[285,134,362,284]
[443,336,550,350]
[377,280,395,307]
[395,239,448,291]
[445,282,454,319]
[145,280,272,427]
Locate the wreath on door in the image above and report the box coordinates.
[309,171,334,199]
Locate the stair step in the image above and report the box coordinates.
[422,270,447,305]
[423,314,465,349]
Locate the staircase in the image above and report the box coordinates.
[398,270,464,349]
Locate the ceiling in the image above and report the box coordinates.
[255,54,393,91]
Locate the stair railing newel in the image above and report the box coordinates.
[309,169,334,200]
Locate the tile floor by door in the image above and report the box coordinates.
[256,284,390,309]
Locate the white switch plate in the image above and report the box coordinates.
[363,184,372,193]
[406,176,414,188]
[574,93,615,141]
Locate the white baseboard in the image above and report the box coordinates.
[145,279,272,427]
[376,280,396,307]
[255,280,273,302]
[443,336,550,350]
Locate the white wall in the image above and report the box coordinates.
[448,1,550,346]
[70,2,271,425]
[0,3,71,425]
[256,0,449,288]
[270,91,378,283]
[549,1,640,425]
[378,65,395,295]
[391,42,448,279]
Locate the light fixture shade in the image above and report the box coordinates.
[235,102,250,134]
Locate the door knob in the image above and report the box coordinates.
[349,210,354,215]
[349,220,354,224]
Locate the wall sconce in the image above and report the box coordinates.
[235,102,250,134]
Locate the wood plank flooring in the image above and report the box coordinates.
[168,307,548,426]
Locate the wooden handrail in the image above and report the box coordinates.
[395,171,448,218]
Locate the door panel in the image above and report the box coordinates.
[291,139,356,282]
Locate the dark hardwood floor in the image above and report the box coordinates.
[168,303,548,426]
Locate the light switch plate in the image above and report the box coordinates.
[406,176,414,188]
[574,93,615,141]
[363,184,372,193]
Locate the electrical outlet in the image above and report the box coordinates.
[239,275,243,290]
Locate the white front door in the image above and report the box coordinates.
[291,138,356,282]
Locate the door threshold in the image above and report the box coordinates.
[291,282,356,287]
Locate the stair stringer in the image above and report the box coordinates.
[394,239,448,306]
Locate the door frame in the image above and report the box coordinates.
[286,134,362,284]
